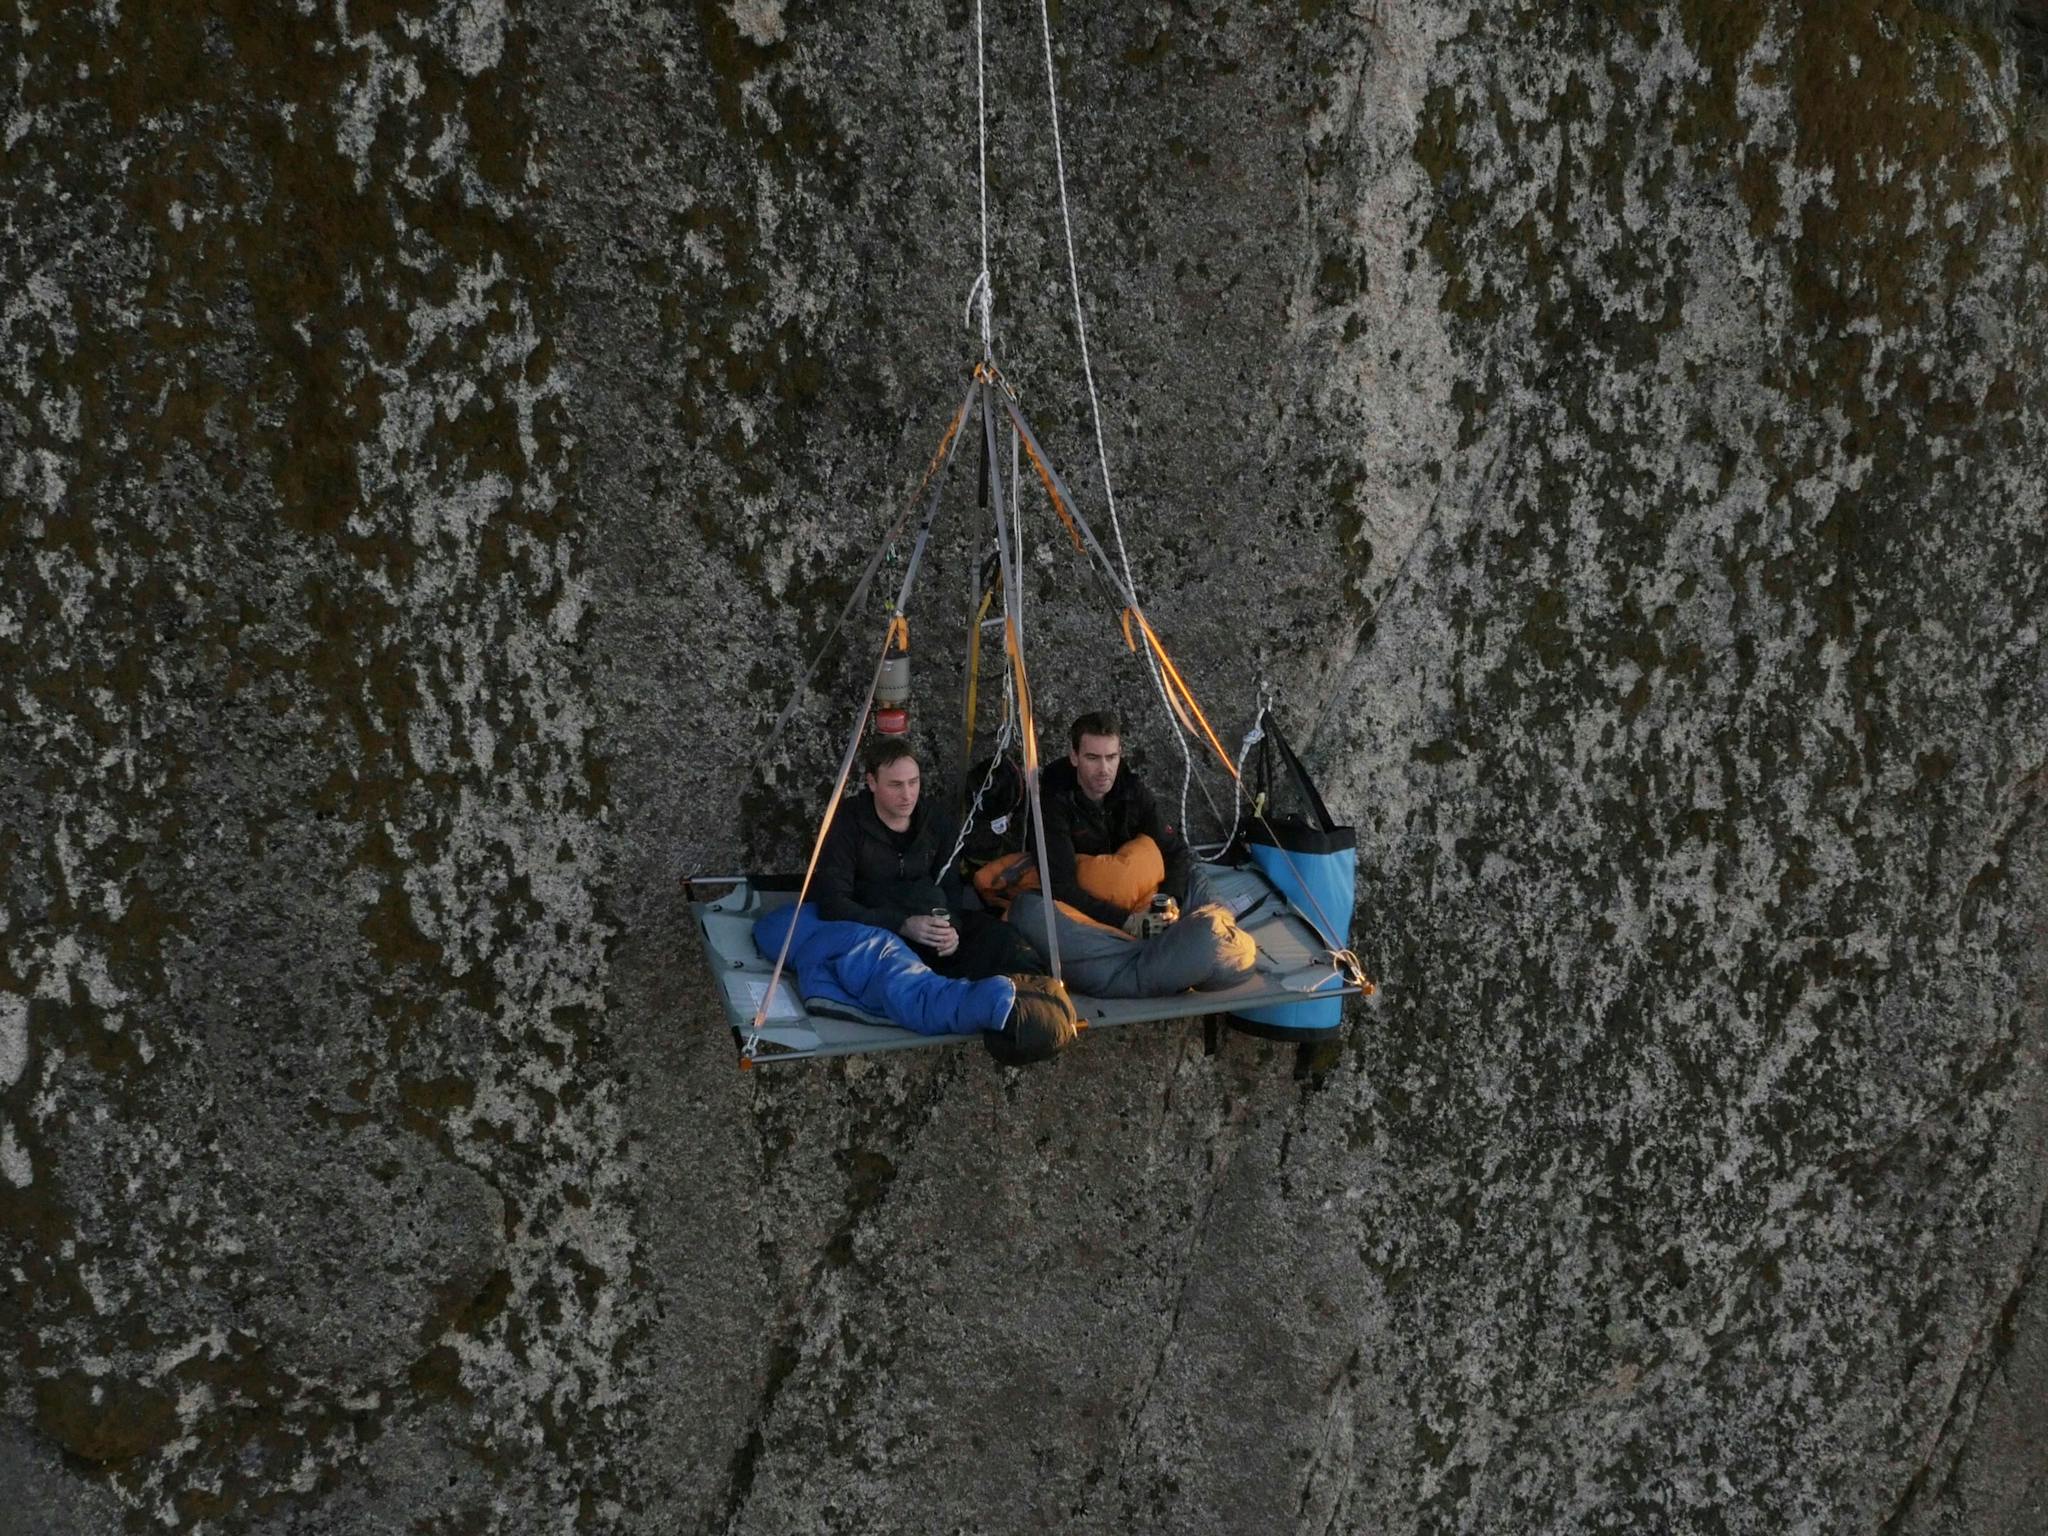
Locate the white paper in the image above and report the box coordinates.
[728,975,806,1022]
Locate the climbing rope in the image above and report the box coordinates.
[1215,686,1272,856]
[967,0,995,358]
[1033,0,1205,839]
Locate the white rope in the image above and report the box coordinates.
[964,271,993,347]
[1217,690,1271,855]
[1033,0,1202,837]
[968,0,995,357]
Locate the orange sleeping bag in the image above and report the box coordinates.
[973,835,1165,928]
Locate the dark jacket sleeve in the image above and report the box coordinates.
[814,809,908,933]
[1129,777,1193,905]
[1039,786,1130,927]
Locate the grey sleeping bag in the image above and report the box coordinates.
[1007,892,1257,997]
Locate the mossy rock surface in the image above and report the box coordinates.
[3,2,2044,1532]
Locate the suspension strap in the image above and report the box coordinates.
[980,380,1061,983]
[1123,605,1233,768]
[961,586,995,778]
[1000,395,1233,765]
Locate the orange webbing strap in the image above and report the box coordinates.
[998,397,1238,778]
[1003,619,1034,755]
[1125,606,1236,774]
[991,386,1371,992]
[924,397,969,482]
[744,742,861,1070]
[1123,605,1199,738]
[747,596,933,1065]
[887,614,909,653]
[1017,433,1088,555]
[996,391,1370,995]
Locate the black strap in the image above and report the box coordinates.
[1256,708,1338,833]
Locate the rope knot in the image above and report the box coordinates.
[964,269,995,354]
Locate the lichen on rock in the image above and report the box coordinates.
[3,1,2044,1533]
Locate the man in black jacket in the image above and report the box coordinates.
[1037,710,1193,934]
[815,738,1039,980]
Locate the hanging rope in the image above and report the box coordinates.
[1215,685,1271,856]
[967,0,995,358]
[1033,0,1204,838]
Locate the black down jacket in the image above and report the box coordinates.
[1035,757,1192,926]
[814,791,961,934]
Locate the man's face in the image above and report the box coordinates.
[867,755,921,829]
[1070,733,1121,801]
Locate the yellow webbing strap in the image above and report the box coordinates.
[887,614,909,653]
[962,588,994,766]
[1002,612,1062,982]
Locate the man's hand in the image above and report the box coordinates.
[900,913,960,955]
[1121,897,1180,941]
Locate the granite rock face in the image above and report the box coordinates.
[3,2,627,1529]
[3,2,2044,1533]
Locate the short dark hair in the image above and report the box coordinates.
[1069,710,1122,750]
[862,737,919,777]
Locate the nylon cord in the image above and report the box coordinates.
[1033,0,1203,838]
[969,0,995,356]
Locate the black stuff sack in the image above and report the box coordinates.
[984,972,1079,1066]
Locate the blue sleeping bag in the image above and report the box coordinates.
[754,904,1015,1037]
